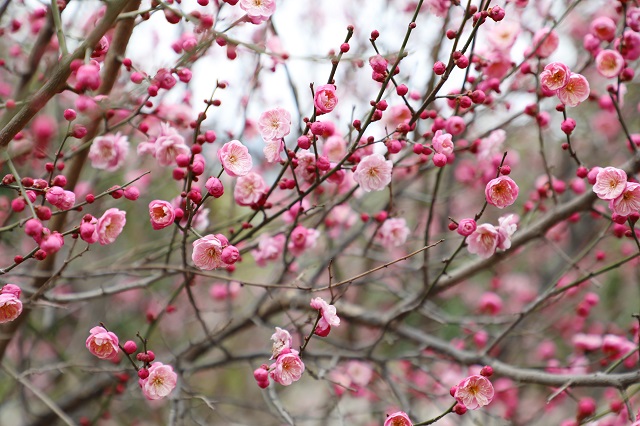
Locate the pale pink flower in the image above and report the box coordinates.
[234,171,267,206]
[45,186,76,210]
[192,234,225,270]
[593,167,627,200]
[595,49,624,78]
[376,218,410,247]
[257,107,291,141]
[572,333,603,351]
[85,326,119,360]
[252,234,285,266]
[154,123,191,167]
[384,411,413,426]
[287,225,320,256]
[96,208,126,245]
[432,130,454,155]
[467,224,499,258]
[88,133,129,171]
[148,200,175,230]
[487,20,521,51]
[239,0,276,20]
[140,362,178,400]
[532,27,559,58]
[496,214,518,250]
[271,327,292,359]
[609,182,640,216]
[539,62,571,91]
[314,84,338,114]
[426,0,451,17]
[269,350,305,386]
[218,140,253,177]
[310,297,340,336]
[477,129,505,161]
[485,176,519,209]
[556,73,590,107]
[454,375,495,410]
[0,293,22,324]
[353,153,393,192]
[263,138,283,163]
[323,135,347,162]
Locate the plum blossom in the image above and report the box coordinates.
[140,362,178,400]
[432,130,454,155]
[85,326,119,360]
[0,291,22,324]
[487,20,520,51]
[269,350,305,386]
[45,186,75,211]
[234,171,267,206]
[353,153,393,192]
[287,225,320,256]
[252,233,286,266]
[314,84,338,114]
[263,138,283,163]
[485,176,519,208]
[148,200,175,230]
[88,133,129,171]
[426,0,451,17]
[310,297,340,337]
[271,327,292,359]
[532,27,559,58]
[240,0,276,20]
[496,214,518,250]
[457,218,477,237]
[384,411,413,426]
[595,49,624,78]
[593,167,627,200]
[192,234,225,270]
[96,208,126,245]
[454,375,495,410]
[154,124,191,167]
[376,218,410,247]
[557,73,590,107]
[467,224,499,258]
[540,62,571,91]
[218,140,253,177]
[258,107,291,141]
[609,182,640,216]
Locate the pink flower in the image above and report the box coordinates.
[271,327,292,359]
[539,62,571,91]
[263,138,283,163]
[595,49,624,79]
[487,20,520,51]
[75,63,101,91]
[467,224,499,258]
[252,234,286,266]
[353,153,393,192]
[593,167,627,200]
[269,350,305,386]
[96,208,126,245]
[218,140,253,177]
[310,297,340,336]
[39,229,64,254]
[323,135,347,162]
[148,200,175,230]
[496,214,518,250]
[0,293,22,324]
[376,218,410,247]
[432,130,454,155]
[590,16,616,42]
[239,0,276,20]
[287,225,320,256]
[532,27,559,58]
[154,123,191,167]
[1,284,21,298]
[454,375,495,409]
[234,171,267,206]
[384,411,413,426]
[45,186,76,210]
[85,326,119,360]
[140,362,178,400]
[314,84,338,114]
[79,216,98,244]
[485,176,519,209]
[88,133,129,171]
[609,182,640,216]
[426,0,451,17]
[257,107,291,141]
[192,234,225,270]
[556,73,590,107]
[457,218,477,237]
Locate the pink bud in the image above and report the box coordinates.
[123,341,137,354]
[221,245,240,264]
[137,368,149,379]
[24,218,43,237]
[205,177,224,197]
[124,187,140,201]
